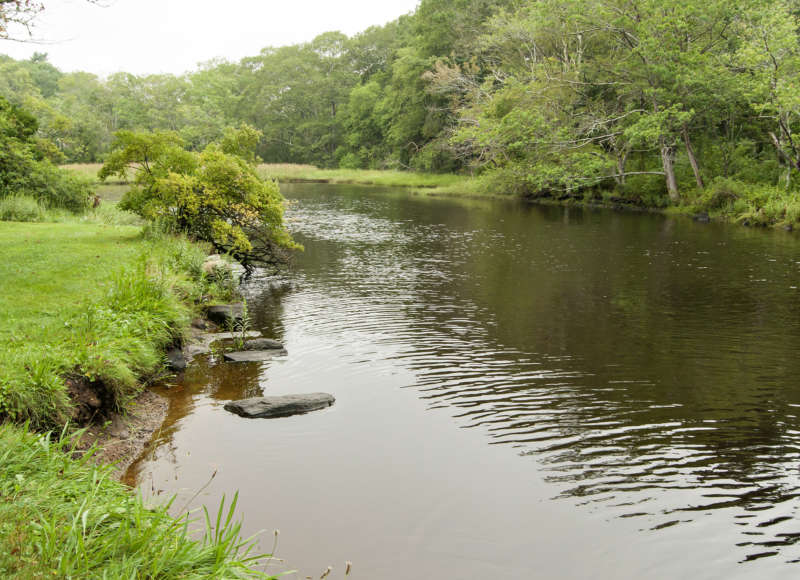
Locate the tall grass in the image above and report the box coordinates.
[0,195,44,222]
[0,424,275,578]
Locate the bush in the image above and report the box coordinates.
[103,127,299,272]
[691,177,748,212]
[0,96,92,213]
[687,177,800,227]
[338,152,362,169]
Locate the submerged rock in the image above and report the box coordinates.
[223,349,288,362]
[206,303,244,326]
[166,347,187,371]
[692,212,710,223]
[243,337,284,351]
[224,393,335,419]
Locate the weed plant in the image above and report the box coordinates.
[686,177,800,227]
[0,195,44,222]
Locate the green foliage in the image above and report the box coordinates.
[0,95,91,211]
[102,127,298,271]
[0,424,275,578]
[686,177,800,227]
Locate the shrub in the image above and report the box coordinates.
[101,127,299,272]
[0,96,92,213]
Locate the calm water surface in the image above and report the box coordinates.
[127,183,800,578]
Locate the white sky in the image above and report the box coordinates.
[0,0,421,76]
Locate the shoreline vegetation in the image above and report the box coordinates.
[0,218,279,577]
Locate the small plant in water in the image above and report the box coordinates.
[228,298,251,351]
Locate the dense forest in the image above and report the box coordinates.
[4,0,800,211]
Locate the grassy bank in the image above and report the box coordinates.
[62,162,470,190]
[0,218,272,577]
[0,221,232,427]
[0,424,270,578]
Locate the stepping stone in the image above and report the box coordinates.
[224,393,335,418]
[223,349,287,362]
[206,303,244,326]
[166,347,187,371]
[243,338,284,350]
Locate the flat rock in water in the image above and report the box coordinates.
[206,303,244,326]
[224,393,335,418]
[166,347,187,371]
[243,338,284,350]
[184,331,262,360]
[223,349,287,362]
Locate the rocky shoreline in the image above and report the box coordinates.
[78,300,323,480]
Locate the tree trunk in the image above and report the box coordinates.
[682,127,704,188]
[769,131,800,171]
[615,149,629,186]
[660,140,680,203]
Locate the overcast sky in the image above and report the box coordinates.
[0,0,421,76]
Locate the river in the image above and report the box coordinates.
[126,183,800,579]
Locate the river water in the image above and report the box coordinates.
[126,183,800,579]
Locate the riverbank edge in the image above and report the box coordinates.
[263,165,800,231]
[0,221,274,578]
[416,185,800,232]
[64,163,797,231]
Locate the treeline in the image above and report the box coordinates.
[0,0,515,170]
[3,0,800,205]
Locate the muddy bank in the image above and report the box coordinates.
[73,389,168,479]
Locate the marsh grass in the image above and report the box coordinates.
[0,195,45,222]
[0,424,275,578]
[258,163,469,189]
[61,163,127,185]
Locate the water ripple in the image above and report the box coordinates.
[245,189,800,566]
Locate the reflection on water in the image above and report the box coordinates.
[128,184,800,578]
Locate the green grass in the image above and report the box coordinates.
[64,161,483,198]
[0,221,229,427]
[0,211,268,579]
[0,424,275,578]
[61,163,126,185]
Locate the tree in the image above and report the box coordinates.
[0,95,90,210]
[99,126,299,272]
[0,0,43,39]
[736,0,800,185]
